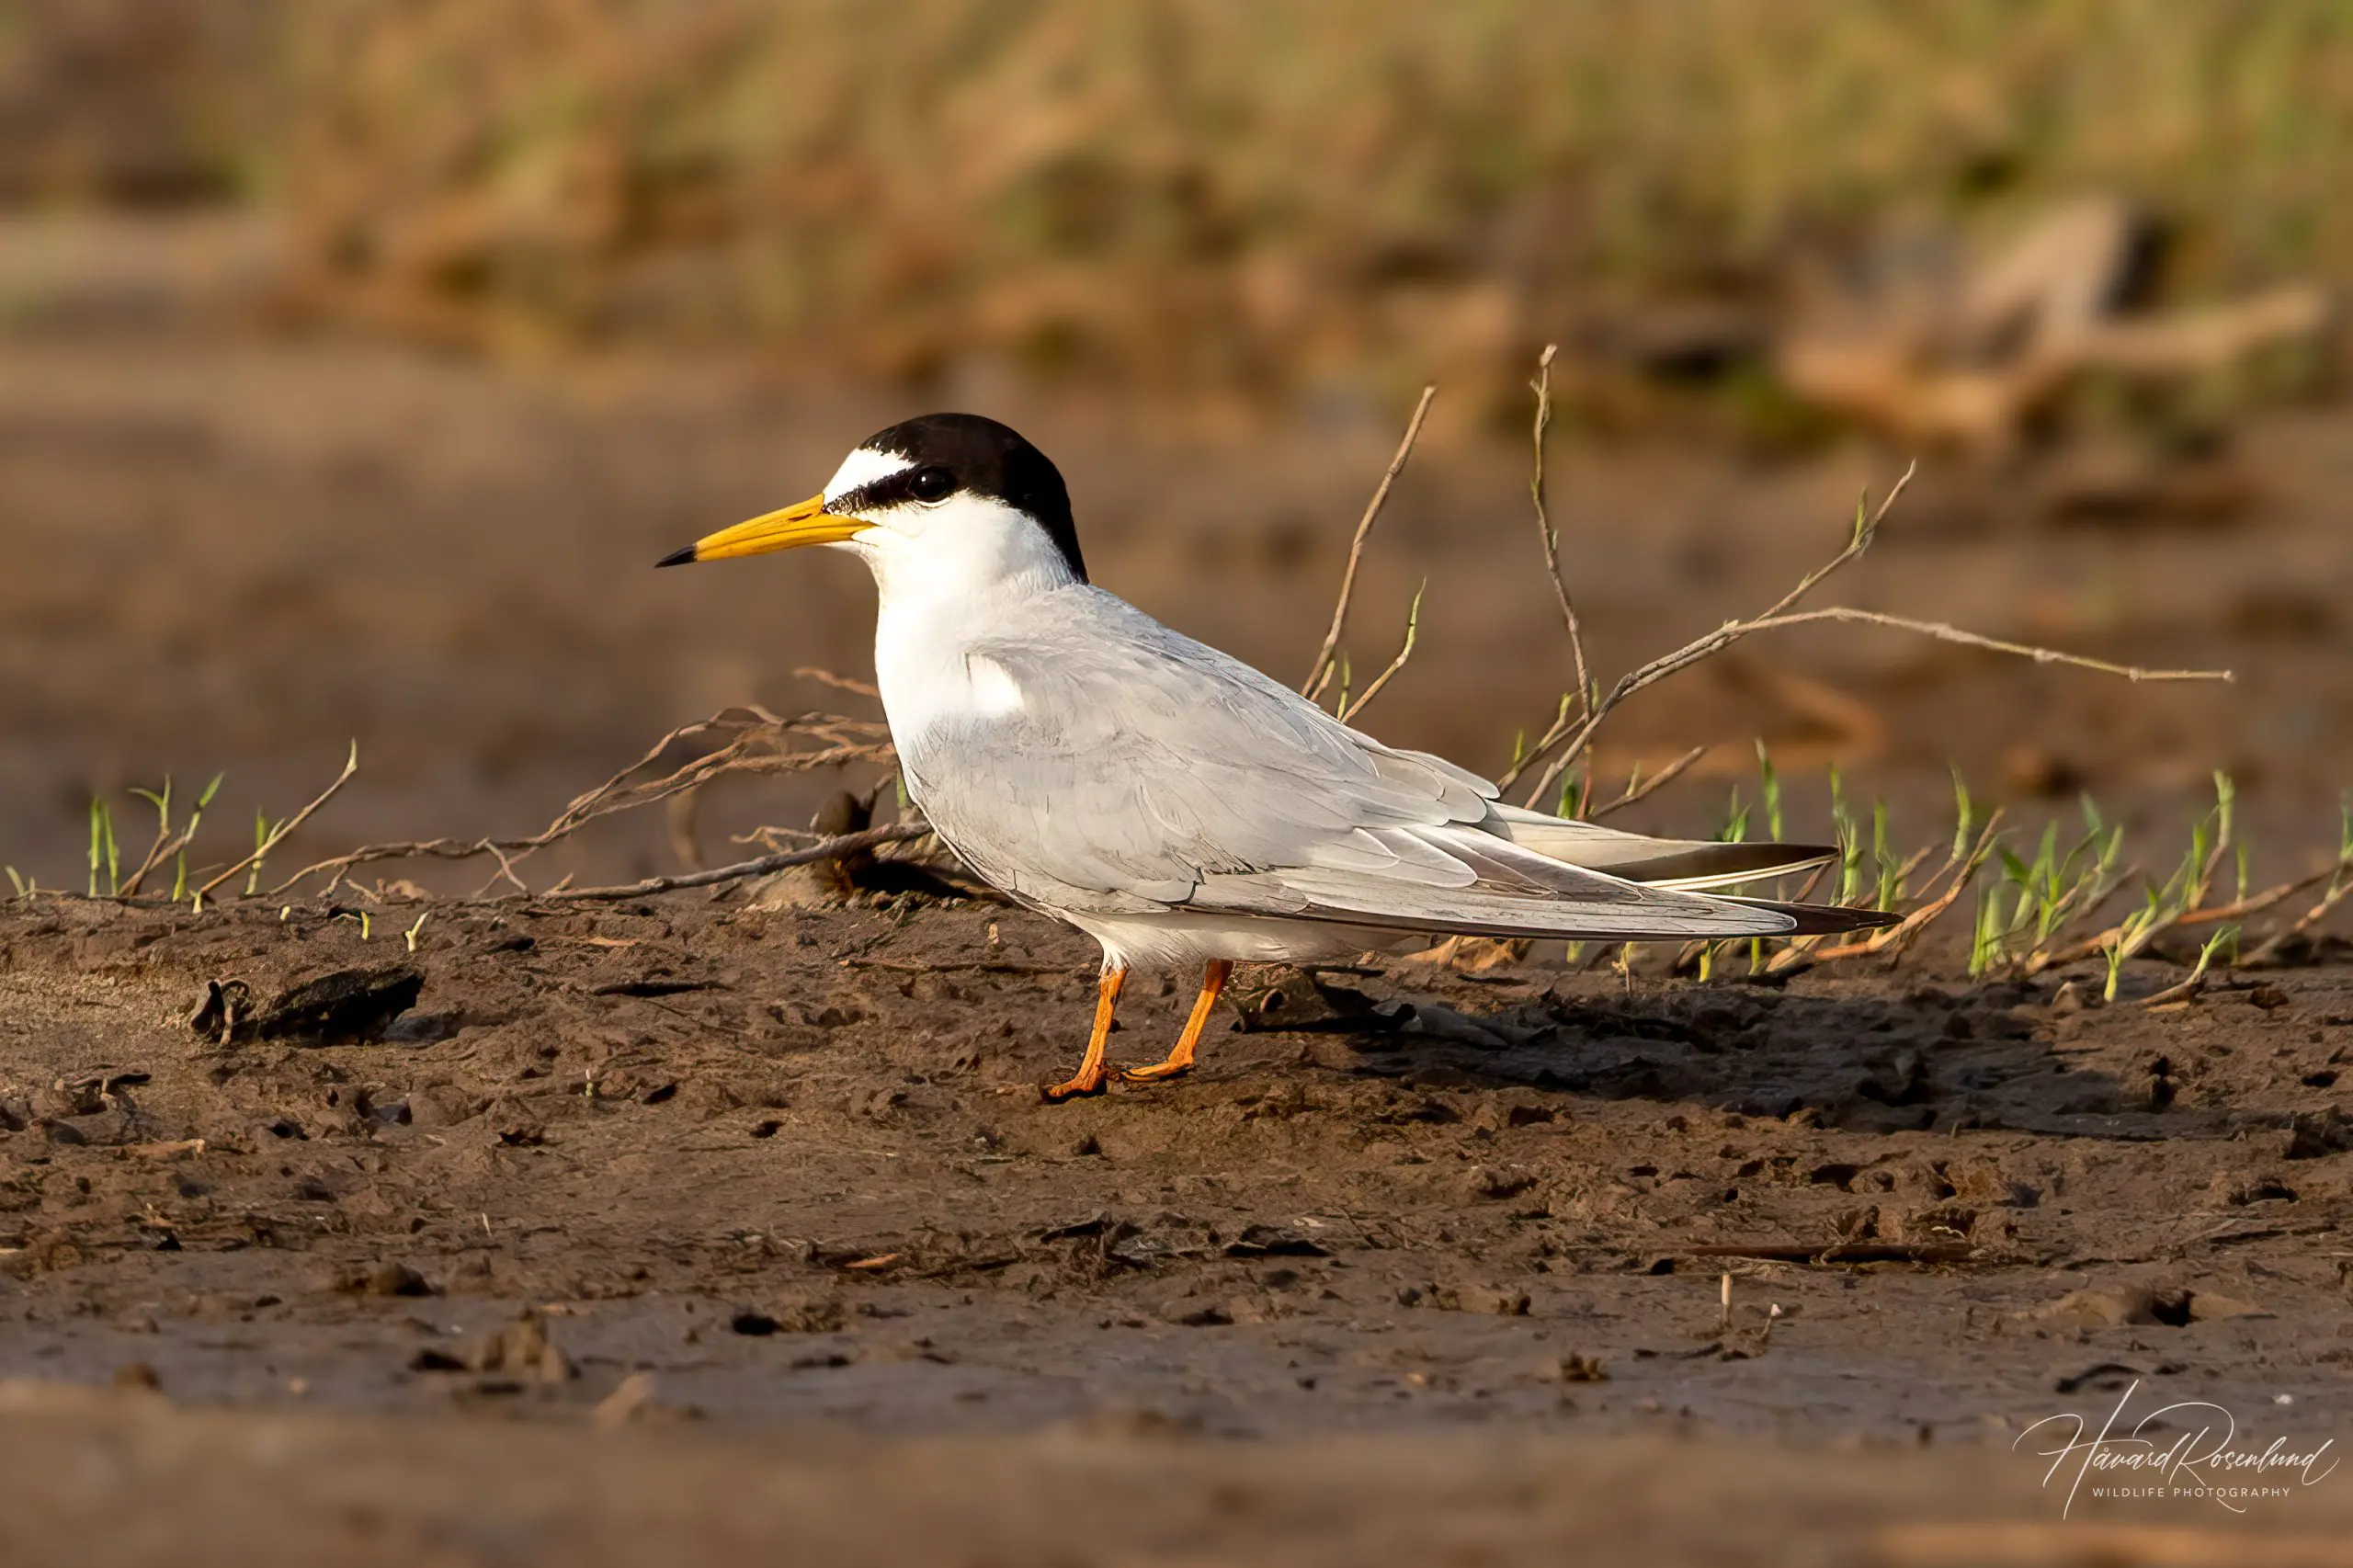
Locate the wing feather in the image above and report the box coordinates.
[901,588,1832,938]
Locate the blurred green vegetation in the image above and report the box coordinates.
[5,0,2349,401]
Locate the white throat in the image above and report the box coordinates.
[857,491,1079,608]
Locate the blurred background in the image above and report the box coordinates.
[3,0,2347,890]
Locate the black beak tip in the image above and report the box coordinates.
[654,544,699,569]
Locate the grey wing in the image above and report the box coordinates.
[907,595,1797,940]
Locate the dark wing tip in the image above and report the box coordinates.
[1779,903,1904,936]
[1710,895,1904,936]
[654,544,699,569]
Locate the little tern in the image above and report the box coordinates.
[662,414,1893,1099]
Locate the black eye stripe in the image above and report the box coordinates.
[835,464,956,512]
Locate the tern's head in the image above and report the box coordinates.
[658,413,1086,598]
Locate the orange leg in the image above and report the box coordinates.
[1122,960,1233,1083]
[1042,967,1125,1101]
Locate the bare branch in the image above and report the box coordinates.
[2246,858,2353,963]
[119,824,193,899]
[199,742,358,900]
[1506,463,1916,800]
[1733,608,2234,686]
[1529,344,1592,720]
[1303,385,1437,701]
[1510,462,2229,808]
[1336,581,1425,722]
[266,709,892,897]
[792,667,881,699]
[1586,746,1708,822]
[540,823,928,902]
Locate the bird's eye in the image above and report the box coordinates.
[908,466,957,504]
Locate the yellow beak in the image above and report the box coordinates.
[656,493,867,566]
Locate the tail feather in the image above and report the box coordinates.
[1475,801,1891,935]
[1484,803,1837,892]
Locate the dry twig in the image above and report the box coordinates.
[1508,463,2234,809]
[792,667,881,699]
[199,742,359,900]
[119,823,193,900]
[267,707,892,899]
[543,823,927,902]
[1586,746,1709,823]
[1335,581,1425,722]
[1528,344,1593,719]
[1303,385,1437,702]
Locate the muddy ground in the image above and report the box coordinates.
[1,892,2348,1560]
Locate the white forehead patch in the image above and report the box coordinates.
[823,446,915,506]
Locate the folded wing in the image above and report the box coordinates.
[906,591,1886,940]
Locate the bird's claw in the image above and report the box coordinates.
[1119,1060,1191,1084]
[1040,1073,1109,1103]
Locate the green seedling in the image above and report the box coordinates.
[1970,878,2006,977]
[127,771,225,900]
[1556,766,1587,819]
[1949,767,1977,863]
[1871,801,1900,910]
[248,810,282,897]
[2328,799,2353,905]
[1827,766,1864,905]
[128,781,169,851]
[1717,787,1749,845]
[87,796,119,897]
[2102,918,2137,1002]
[2164,923,2240,1003]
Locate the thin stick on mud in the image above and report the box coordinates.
[540,823,927,902]
[198,742,358,900]
[1586,746,1708,823]
[2246,853,2353,964]
[1303,384,1437,702]
[119,822,192,900]
[267,705,892,898]
[1528,344,1592,719]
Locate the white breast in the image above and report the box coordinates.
[872,597,1026,764]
